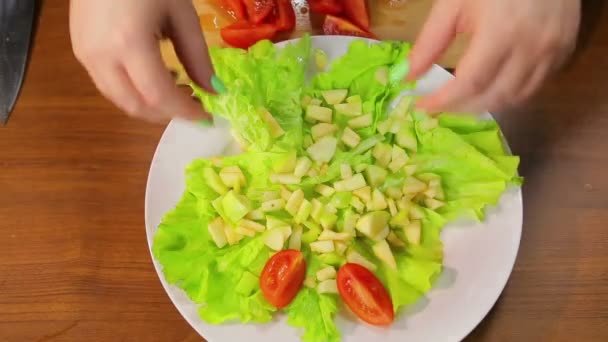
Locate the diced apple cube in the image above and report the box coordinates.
[307,136,338,163]
[307,168,319,177]
[224,225,243,246]
[301,95,312,108]
[387,231,406,247]
[354,164,368,173]
[346,251,377,271]
[316,266,337,281]
[319,213,338,230]
[318,230,353,241]
[348,114,372,129]
[350,197,365,213]
[285,189,305,216]
[294,157,312,178]
[335,102,362,116]
[317,279,338,294]
[385,187,402,199]
[288,225,303,250]
[390,96,414,118]
[371,189,388,211]
[390,209,410,229]
[304,276,316,288]
[377,119,392,135]
[335,241,348,255]
[356,211,391,239]
[236,225,256,237]
[404,220,421,245]
[372,143,392,168]
[333,173,366,192]
[365,165,388,187]
[261,198,285,212]
[280,186,292,201]
[325,203,338,214]
[343,211,360,233]
[425,198,445,210]
[208,217,228,248]
[306,105,333,123]
[387,198,398,216]
[397,198,412,211]
[341,127,361,148]
[310,240,335,253]
[403,177,427,194]
[239,219,266,232]
[270,173,301,185]
[322,89,348,105]
[222,190,251,222]
[403,164,418,176]
[340,164,353,180]
[396,125,418,152]
[372,240,397,269]
[266,216,289,230]
[279,226,293,240]
[219,165,247,190]
[262,191,280,202]
[246,209,265,221]
[374,225,390,241]
[272,151,297,174]
[435,186,445,200]
[423,187,437,199]
[409,205,425,220]
[203,168,228,195]
[420,118,439,131]
[311,198,324,222]
[346,95,361,104]
[352,186,371,203]
[312,123,338,141]
[258,107,285,138]
[310,98,323,106]
[295,199,313,223]
[315,184,335,197]
[264,228,286,251]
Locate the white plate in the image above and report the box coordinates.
[145,36,523,342]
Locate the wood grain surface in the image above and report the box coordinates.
[1,1,607,341]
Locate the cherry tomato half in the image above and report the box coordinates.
[337,263,394,326]
[322,15,376,39]
[260,249,306,308]
[220,21,278,49]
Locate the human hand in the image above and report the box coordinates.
[408,0,581,113]
[70,0,214,122]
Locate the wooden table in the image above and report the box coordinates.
[1,1,607,341]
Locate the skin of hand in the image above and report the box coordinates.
[408,0,581,113]
[70,0,214,122]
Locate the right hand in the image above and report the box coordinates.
[70,0,215,122]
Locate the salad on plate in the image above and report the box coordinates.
[152,35,521,342]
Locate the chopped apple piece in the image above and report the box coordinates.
[374,225,390,241]
[341,127,361,148]
[346,251,377,271]
[310,98,323,106]
[409,205,425,220]
[316,266,337,281]
[387,231,406,247]
[353,186,371,202]
[354,164,368,173]
[307,168,319,177]
[258,108,285,138]
[346,95,361,104]
[364,165,388,187]
[350,196,365,213]
[302,221,322,243]
[390,209,410,229]
[270,173,301,185]
[310,240,335,253]
[372,240,396,269]
[322,89,348,105]
[385,186,402,199]
[343,211,359,233]
[279,225,293,240]
[294,157,312,178]
[208,217,228,248]
[266,216,289,230]
[224,225,243,245]
[335,241,348,255]
[304,276,316,288]
[311,198,324,222]
[246,209,264,221]
[219,165,247,190]
[301,95,312,108]
[435,186,445,200]
[319,163,329,175]
[330,192,352,209]
[396,124,418,152]
[372,143,392,168]
[375,66,389,86]
[403,164,418,176]
[280,186,292,201]
[264,228,286,251]
[348,114,372,129]
[390,96,414,118]
[371,189,388,211]
[319,213,338,230]
[306,105,333,123]
[333,173,366,192]
[404,220,421,245]
[429,178,441,188]
[356,211,391,239]
[262,191,280,202]
[315,184,335,197]
[317,279,338,294]
[311,123,338,141]
[397,197,412,211]
[420,118,439,131]
[335,102,362,116]
[272,151,297,173]
[307,136,338,163]
[285,189,305,216]
[388,145,409,172]
[387,198,398,216]
[288,225,303,250]
[424,187,437,199]
[222,190,251,222]
[203,168,228,195]
[261,198,285,212]
[403,177,427,194]
[239,219,266,232]
[425,198,445,210]
[236,225,256,237]
[318,230,353,241]
[377,119,392,135]
[340,163,353,179]
[295,199,313,223]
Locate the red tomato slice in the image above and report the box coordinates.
[219,0,247,20]
[308,0,343,15]
[243,0,275,23]
[322,15,376,39]
[275,0,296,31]
[337,263,394,326]
[220,21,278,49]
[260,249,306,308]
[341,0,370,30]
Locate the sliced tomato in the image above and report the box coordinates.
[337,263,394,326]
[260,249,306,308]
[220,21,278,49]
[341,0,370,30]
[308,0,343,15]
[322,15,376,39]
[243,0,275,23]
[274,0,296,31]
[219,0,247,20]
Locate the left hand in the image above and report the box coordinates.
[407,0,581,113]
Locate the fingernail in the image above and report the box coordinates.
[210,75,227,95]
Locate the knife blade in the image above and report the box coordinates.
[0,0,36,125]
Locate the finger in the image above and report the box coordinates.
[407,0,460,81]
[416,29,510,113]
[168,1,216,92]
[123,38,210,121]
[516,60,552,104]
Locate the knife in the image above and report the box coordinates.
[0,0,36,125]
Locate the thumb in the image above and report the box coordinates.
[407,0,459,81]
[168,2,216,93]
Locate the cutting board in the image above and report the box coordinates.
[161,0,468,84]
